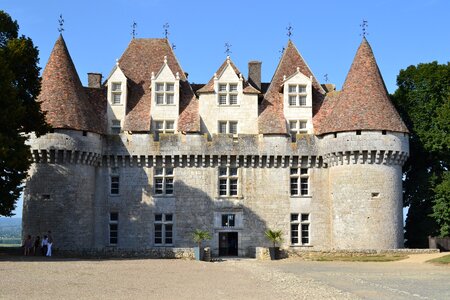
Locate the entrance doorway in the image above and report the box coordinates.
[219,232,238,256]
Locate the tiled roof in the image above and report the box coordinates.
[258,40,325,134]
[314,38,408,135]
[197,58,260,94]
[38,35,105,134]
[118,38,199,132]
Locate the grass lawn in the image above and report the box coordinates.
[313,254,408,262]
[427,254,450,265]
[0,244,21,247]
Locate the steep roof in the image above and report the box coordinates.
[315,38,408,135]
[118,38,199,132]
[197,58,260,94]
[259,40,325,134]
[38,35,104,134]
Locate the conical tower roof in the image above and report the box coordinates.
[38,35,103,133]
[259,40,325,134]
[314,38,408,134]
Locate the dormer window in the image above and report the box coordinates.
[111,119,121,134]
[289,120,307,141]
[288,84,307,106]
[155,82,175,105]
[218,121,238,134]
[218,83,238,105]
[111,82,122,105]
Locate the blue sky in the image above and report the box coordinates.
[3,0,449,218]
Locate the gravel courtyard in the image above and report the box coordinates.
[0,253,448,299]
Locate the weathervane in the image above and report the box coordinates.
[163,23,170,39]
[324,73,329,83]
[224,42,232,56]
[286,23,293,39]
[360,19,368,37]
[131,21,137,39]
[58,14,64,33]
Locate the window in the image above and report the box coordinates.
[289,120,307,142]
[111,82,122,105]
[155,82,175,105]
[218,121,238,135]
[221,214,235,227]
[111,176,120,195]
[153,120,175,138]
[111,120,121,134]
[288,84,307,106]
[154,213,173,245]
[154,167,174,195]
[217,83,239,105]
[109,212,118,245]
[291,213,310,245]
[290,168,309,196]
[219,167,238,197]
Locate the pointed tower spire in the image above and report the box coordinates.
[315,38,408,134]
[38,35,103,133]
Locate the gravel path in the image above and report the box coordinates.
[0,254,448,299]
[0,257,354,300]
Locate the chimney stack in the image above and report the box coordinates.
[248,61,261,91]
[87,73,102,88]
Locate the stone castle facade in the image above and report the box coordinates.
[22,34,409,257]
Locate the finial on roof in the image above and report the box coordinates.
[171,43,176,50]
[239,73,243,80]
[214,73,218,80]
[226,55,230,64]
[279,46,285,59]
[224,42,232,56]
[283,75,286,81]
[57,14,64,34]
[115,58,119,66]
[296,67,300,73]
[286,23,293,39]
[324,73,329,82]
[176,72,180,80]
[360,19,369,37]
[131,21,137,39]
[151,71,155,80]
[164,56,167,64]
[163,22,170,39]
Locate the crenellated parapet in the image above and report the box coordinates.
[319,131,409,167]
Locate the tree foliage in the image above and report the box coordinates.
[392,61,450,246]
[0,11,48,216]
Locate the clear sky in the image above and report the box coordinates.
[3,0,450,218]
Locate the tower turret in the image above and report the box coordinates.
[316,38,409,249]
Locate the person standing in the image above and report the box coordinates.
[33,236,41,256]
[41,235,48,256]
[23,235,33,256]
[46,231,53,257]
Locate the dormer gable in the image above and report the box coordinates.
[105,62,128,134]
[214,57,243,106]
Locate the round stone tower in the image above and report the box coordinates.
[22,35,104,250]
[315,38,409,249]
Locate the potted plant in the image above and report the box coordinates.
[192,229,211,261]
[265,229,283,260]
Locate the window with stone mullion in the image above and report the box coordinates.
[218,167,238,196]
[154,167,174,195]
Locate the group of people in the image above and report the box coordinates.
[23,231,54,257]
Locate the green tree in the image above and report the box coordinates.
[0,11,48,216]
[392,62,450,247]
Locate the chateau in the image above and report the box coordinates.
[22,34,409,257]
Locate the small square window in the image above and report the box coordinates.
[229,122,238,134]
[156,83,164,91]
[288,85,297,93]
[166,121,174,130]
[165,214,173,222]
[154,121,164,130]
[113,93,121,104]
[219,84,227,92]
[218,122,227,133]
[155,214,163,222]
[110,212,119,221]
[156,94,164,105]
[299,96,307,106]
[291,213,299,222]
[301,214,309,222]
[298,85,306,93]
[229,84,238,92]
[219,94,227,105]
[299,121,307,129]
[112,83,121,91]
[289,95,297,106]
[229,94,238,105]
[166,94,174,104]
[166,83,174,92]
